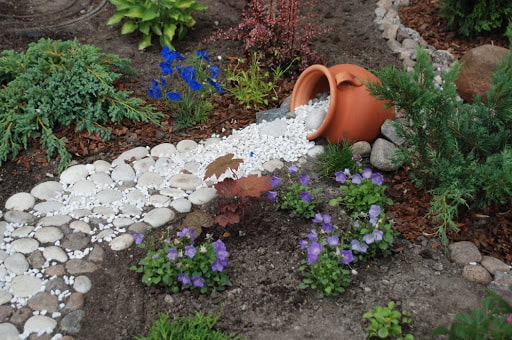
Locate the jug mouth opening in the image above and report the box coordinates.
[290,65,337,140]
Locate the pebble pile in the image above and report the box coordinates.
[0,104,326,339]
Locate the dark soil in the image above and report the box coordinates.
[0,0,510,339]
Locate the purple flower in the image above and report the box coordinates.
[178,228,195,242]
[351,174,362,185]
[312,212,324,223]
[269,176,282,188]
[266,190,278,202]
[167,91,182,101]
[192,275,205,288]
[298,174,310,186]
[322,223,334,234]
[133,233,144,245]
[352,154,362,164]
[196,50,210,62]
[327,236,339,247]
[334,171,347,184]
[351,239,368,253]
[362,168,372,179]
[300,191,312,202]
[184,245,196,258]
[299,239,309,250]
[167,248,178,261]
[307,242,323,264]
[368,205,381,220]
[215,248,229,261]
[363,230,383,244]
[339,249,354,265]
[307,229,318,242]
[212,239,226,250]
[288,164,298,174]
[211,259,226,272]
[177,273,191,285]
[371,173,384,186]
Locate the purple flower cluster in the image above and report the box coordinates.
[312,212,334,233]
[147,48,224,101]
[211,239,229,272]
[334,168,384,186]
[133,233,144,245]
[350,204,384,253]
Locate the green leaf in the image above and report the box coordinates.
[163,23,177,42]
[138,34,152,50]
[124,6,145,18]
[139,21,150,35]
[121,21,138,34]
[141,7,158,21]
[151,24,162,36]
[107,11,127,25]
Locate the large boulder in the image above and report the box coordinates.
[455,44,511,103]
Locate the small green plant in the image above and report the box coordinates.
[203,154,273,229]
[363,301,414,339]
[315,142,362,178]
[268,164,321,219]
[134,311,242,340]
[329,168,392,215]
[432,285,512,339]
[148,48,224,129]
[298,227,353,297]
[439,0,512,37]
[0,38,161,173]
[107,0,207,50]
[130,228,231,293]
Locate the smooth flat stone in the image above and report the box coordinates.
[23,315,57,336]
[151,143,177,157]
[30,181,64,201]
[168,174,202,191]
[109,234,134,251]
[10,275,43,297]
[33,201,64,215]
[43,246,68,263]
[34,227,64,243]
[111,163,136,182]
[5,192,35,211]
[60,165,90,185]
[176,139,198,152]
[4,253,29,275]
[188,187,217,205]
[143,208,175,228]
[11,238,39,254]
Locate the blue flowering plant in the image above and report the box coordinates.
[329,168,393,215]
[267,164,321,219]
[130,228,231,293]
[147,48,224,129]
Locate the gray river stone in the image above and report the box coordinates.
[11,238,39,254]
[151,143,177,157]
[188,187,217,205]
[132,157,155,174]
[168,174,202,191]
[113,146,149,165]
[0,290,13,305]
[89,172,114,187]
[0,322,20,339]
[92,159,112,172]
[33,201,65,215]
[11,226,34,238]
[111,163,136,183]
[10,275,43,298]
[137,172,164,189]
[109,233,134,251]
[60,164,89,185]
[27,292,59,313]
[176,139,198,152]
[43,246,68,263]
[170,198,192,213]
[96,189,123,205]
[73,275,92,293]
[61,233,90,251]
[70,180,97,196]
[4,192,35,211]
[60,309,85,334]
[4,253,29,275]
[30,181,64,201]
[34,227,64,244]
[38,215,72,227]
[65,259,98,275]
[143,208,175,228]
[4,211,37,225]
[69,220,91,234]
[23,315,57,336]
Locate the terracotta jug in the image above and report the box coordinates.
[290,64,395,143]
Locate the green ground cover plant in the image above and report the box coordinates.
[134,311,242,340]
[0,38,161,173]
[363,301,414,339]
[368,46,512,247]
[107,0,207,49]
[315,141,361,178]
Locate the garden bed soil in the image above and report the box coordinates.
[0,0,510,339]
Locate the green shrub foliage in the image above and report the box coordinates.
[368,47,512,245]
[0,38,162,172]
[440,0,512,37]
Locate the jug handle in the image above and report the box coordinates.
[335,71,363,87]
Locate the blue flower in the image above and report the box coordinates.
[371,172,384,186]
[339,249,354,265]
[209,65,219,79]
[161,46,184,62]
[147,78,162,99]
[298,174,311,186]
[265,190,278,202]
[177,273,191,285]
[187,79,203,91]
[184,245,196,258]
[351,173,363,185]
[167,248,178,260]
[207,77,225,94]
[178,65,196,82]
[133,233,144,245]
[167,92,182,101]
[196,50,211,62]
[300,191,312,202]
[269,176,282,188]
[351,239,368,253]
[192,275,205,288]
[335,171,347,184]
[159,61,173,75]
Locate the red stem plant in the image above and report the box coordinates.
[209,0,331,73]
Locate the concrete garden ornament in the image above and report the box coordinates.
[290,64,395,143]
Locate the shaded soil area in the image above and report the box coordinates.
[0,0,510,339]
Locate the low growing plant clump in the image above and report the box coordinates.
[131,228,231,293]
[147,48,224,129]
[107,0,207,49]
[0,38,161,173]
[135,311,242,340]
[363,301,414,339]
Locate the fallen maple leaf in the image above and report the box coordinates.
[235,175,272,198]
[204,153,243,180]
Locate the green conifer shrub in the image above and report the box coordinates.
[0,38,162,172]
